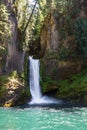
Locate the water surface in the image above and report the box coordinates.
[0,107,87,130]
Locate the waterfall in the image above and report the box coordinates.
[29,56,61,104]
[29,56,42,102]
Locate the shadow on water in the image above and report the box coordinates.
[18,100,87,110]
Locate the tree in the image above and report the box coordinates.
[4,0,25,72]
[0,1,11,73]
[0,2,10,51]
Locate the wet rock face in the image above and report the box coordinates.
[29,39,45,59]
[40,11,59,79]
[41,58,87,80]
[41,12,59,54]
[40,7,87,80]
[41,58,59,80]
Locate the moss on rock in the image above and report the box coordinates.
[41,68,87,105]
[0,71,30,107]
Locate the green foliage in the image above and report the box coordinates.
[0,75,8,99]
[0,4,10,45]
[0,3,10,70]
[40,67,87,103]
[59,46,69,60]
[74,18,87,58]
[65,16,74,35]
[59,17,87,60]
[0,46,7,56]
[59,28,66,39]
[57,68,87,102]
[10,71,18,78]
[57,1,81,60]
[41,76,58,93]
[23,52,29,87]
[29,0,48,43]
[45,51,59,59]
[54,0,67,13]
[20,88,30,98]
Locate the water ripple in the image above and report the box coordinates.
[0,107,87,130]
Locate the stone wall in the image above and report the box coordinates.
[41,57,87,80]
[40,3,87,80]
[40,10,59,54]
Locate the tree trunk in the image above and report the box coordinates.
[4,0,25,72]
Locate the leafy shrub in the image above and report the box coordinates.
[58,46,69,60]
[0,75,8,99]
[0,4,10,43]
[57,68,87,100]
[74,18,87,58]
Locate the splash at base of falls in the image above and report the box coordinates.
[29,95,62,105]
[29,56,62,105]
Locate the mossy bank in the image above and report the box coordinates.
[41,68,87,105]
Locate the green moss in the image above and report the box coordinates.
[13,88,30,106]
[0,73,18,100]
[10,71,17,78]
[41,76,58,93]
[0,75,8,99]
[0,71,30,106]
[20,88,30,98]
[84,95,87,101]
[41,68,87,104]
[45,51,59,59]
[56,68,87,103]
[24,52,29,87]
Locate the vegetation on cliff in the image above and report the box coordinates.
[57,68,87,104]
[0,71,30,107]
[0,0,87,106]
[41,68,87,105]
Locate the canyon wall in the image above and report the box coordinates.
[40,1,87,80]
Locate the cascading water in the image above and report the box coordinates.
[29,56,42,103]
[29,56,61,104]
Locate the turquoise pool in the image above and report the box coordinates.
[0,107,87,130]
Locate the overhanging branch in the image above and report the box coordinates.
[23,0,38,34]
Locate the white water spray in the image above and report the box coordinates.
[29,56,61,104]
[29,56,42,102]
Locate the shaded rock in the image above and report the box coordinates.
[40,11,59,56]
[0,72,30,107]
